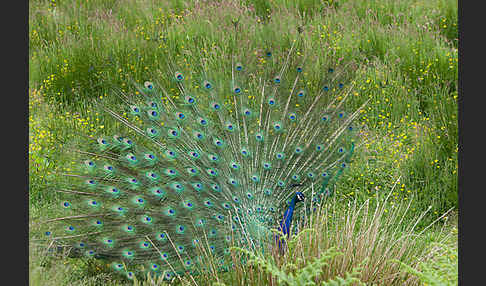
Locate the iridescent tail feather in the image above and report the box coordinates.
[36,45,366,281]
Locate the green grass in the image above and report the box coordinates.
[394,241,458,286]
[29,0,458,284]
[30,191,457,285]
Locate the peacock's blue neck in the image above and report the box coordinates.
[276,195,298,250]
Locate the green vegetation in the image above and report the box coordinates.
[29,0,458,284]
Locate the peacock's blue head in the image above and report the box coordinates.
[295,192,305,203]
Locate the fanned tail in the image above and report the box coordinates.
[36,45,365,280]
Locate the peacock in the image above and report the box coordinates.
[37,43,366,282]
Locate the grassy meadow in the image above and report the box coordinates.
[29,0,458,285]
